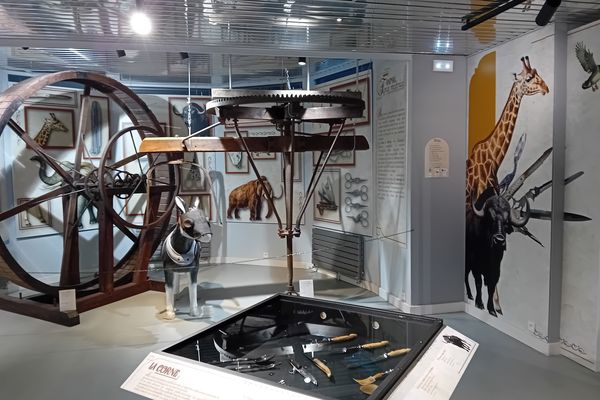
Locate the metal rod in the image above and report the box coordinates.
[295,121,346,230]
[233,121,283,229]
[461,0,527,31]
[188,56,192,136]
[228,55,233,89]
[182,121,222,144]
[284,121,295,293]
[306,57,311,90]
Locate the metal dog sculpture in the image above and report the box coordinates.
[162,196,212,319]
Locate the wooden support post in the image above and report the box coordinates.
[98,200,114,294]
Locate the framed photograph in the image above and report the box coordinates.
[180,152,211,195]
[330,76,370,126]
[81,95,111,159]
[313,169,341,224]
[312,128,357,167]
[17,198,52,230]
[246,125,278,160]
[24,106,76,149]
[25,87,78,108]
[224,130,249,174]
[168,96,212,137]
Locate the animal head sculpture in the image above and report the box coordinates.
[172,102,210,136]
[175,196,212,243]
[513,56,549,97]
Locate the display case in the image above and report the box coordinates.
[162,294,443,399]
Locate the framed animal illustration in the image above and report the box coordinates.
[24,106,76,149]
[180,152,211,195]
[224,130,249,174]
[168,96,212,137]
[313,169,341,224]
[81,95,111,160]
[246,126,278,160]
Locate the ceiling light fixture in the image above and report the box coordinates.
[116,49,126,58]
[298,57,307,66]
[336,17,342,22]
[180,52,189,60]
[130,0,152,35]
[536,0,561,26]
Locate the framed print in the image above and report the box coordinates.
[224,130,249,174]
[312,128,356,167]
[246,125,278,160]
[17,198,52,230]
[192,193,212,220]
[24,106,76,149]
[330,76,370,126]
[81,95,111,159]
[168,96,212,137]
[180,152,211,195]
[313,169,341,224]
[25,87,78,108]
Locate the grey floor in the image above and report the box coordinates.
[0,264,599,399]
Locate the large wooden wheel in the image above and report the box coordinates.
[0,71,177,306]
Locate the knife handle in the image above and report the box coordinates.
[330,333,358,342]
[313,358,332,378]
[387,348,411,357]
[360,340,389,350]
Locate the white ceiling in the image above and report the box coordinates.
[0,1,599,81]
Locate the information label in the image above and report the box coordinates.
[122,352,319,400]
[58,289,76,312]
[390,326,478,400]
[374,61,409,245]
[425,138,450,178]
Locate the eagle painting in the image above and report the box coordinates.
[575,41,600,92]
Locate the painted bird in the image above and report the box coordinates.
[575,42,600,92]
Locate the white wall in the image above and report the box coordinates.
[563,19,600,370]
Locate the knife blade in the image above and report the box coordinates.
[302,340,390,354]
[289,359,318,386]
[527,209,591,222]
[348,348,411,369]
[269,333,358,356]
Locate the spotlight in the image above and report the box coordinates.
[130,0,152,36]
[180,52,189,60]
[298,57,306,66]
[116,49,126,58]
[536,0,561,26]
[336,17,342,22]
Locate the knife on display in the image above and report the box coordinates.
[304,354,332,379]
[305,340,390,354]
[289,359,318,386]
[348,348,411,369]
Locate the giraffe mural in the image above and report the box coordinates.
[466,56,549,205]
[465,56,550,316]
[32,112,69,147]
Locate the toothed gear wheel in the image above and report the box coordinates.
[207,89,364,109]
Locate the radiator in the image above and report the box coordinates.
[312,227,364,282]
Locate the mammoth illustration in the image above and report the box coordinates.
[227,177,283,220]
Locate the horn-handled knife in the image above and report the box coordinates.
[353,369,394,385]
[334,340,390,354]
[348,348,411,369]
[304,354,332,379]
[320,333,358,343]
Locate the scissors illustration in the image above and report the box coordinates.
[345,197,368,213]
[345,185,368,201]
[347,210,368,227]
[344,172,367,189]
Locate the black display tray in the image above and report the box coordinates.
[163,294,443,399]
